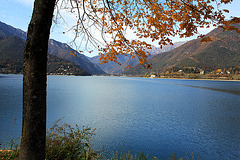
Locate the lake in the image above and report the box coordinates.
[0,74,240,159]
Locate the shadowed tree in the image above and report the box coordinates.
[19,0,56,159]
[20,0,239,159]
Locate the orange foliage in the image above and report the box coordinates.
[61,0,239,68]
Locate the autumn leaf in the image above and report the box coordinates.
[223,9,229,13]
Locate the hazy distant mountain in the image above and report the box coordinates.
[89,42,185,74]
[0,36,90,75]
[124,25,240,75]
[0,21,105,75]
[146,42,186,57]
[89,54,139,75]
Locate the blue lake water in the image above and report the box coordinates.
[0,74,240,159]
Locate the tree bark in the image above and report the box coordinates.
[20,0,56,159]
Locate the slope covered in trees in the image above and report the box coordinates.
[0,36,90,75]
[47,54,91,76]
[0,21,104,75]
[124,25,240,75]
[48,39,105,75]
[0,36,25,73]
[0,21,27,40]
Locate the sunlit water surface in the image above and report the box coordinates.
[0,74,240,159]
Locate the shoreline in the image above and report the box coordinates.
[1,73,240,82]
[149,77,240,82]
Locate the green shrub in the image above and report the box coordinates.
[0,121,100,160]
[45,121,101,160]
[0,121,198,160]
[0,149,19,160]
[0,140,20,160]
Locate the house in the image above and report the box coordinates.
[150,74,156,78]
[216,69,222,74]
[200,70,205,75]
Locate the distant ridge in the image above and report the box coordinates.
[48,39,105,75]
[124,25,240,75]
[0,21,105,75]
[0,36,90,75]
[89,42,185,74]
[89,54,139,75]
[0,21,27,40]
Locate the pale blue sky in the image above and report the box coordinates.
[0,0,239,57]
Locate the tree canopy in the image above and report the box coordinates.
[54,0,239,68]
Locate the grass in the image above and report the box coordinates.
[45,120,100,160]
[0,121,198,160]
[0,140,20,160]
[0,120,100,160]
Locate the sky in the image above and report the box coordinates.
[0,0,239,57]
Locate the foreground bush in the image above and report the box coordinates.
[0,135,20,159]
[0,149,20,160]
[45,121,100,160]
[0,121,100,160]
[0,122,197,160]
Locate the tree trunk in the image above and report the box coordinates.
[20,0,56,159]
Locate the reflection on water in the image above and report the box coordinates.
[0,75,240,159]
[163,82,240,95]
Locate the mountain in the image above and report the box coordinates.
[124,25,240,75]
[0,21,27,40]
[0,36,25,73]
[48,39,105,75]
[89,42,185,74]
[146,42,186,57]
[47,54,91,76]
[0,36,90,75]
[89,54,139,75]
[0,35,25,60]
[0,21,105,75]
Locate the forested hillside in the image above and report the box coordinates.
[125,25,240,75]
[0,21,105,75]
[0,36,90,75]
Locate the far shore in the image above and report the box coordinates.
[148,77,240,82]
[1,73,240,82]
